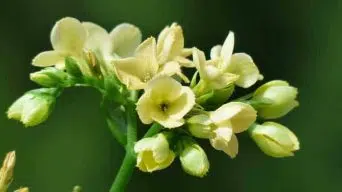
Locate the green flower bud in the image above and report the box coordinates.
[253,80,299,119]
[250,122,300,158]
[179,140,210,177]
[30,67,75,87]
[7,88,58,127]
[187,114,213,139]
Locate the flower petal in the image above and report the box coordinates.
[222,134,239,158]
[110,23,142,57]
[210,45,222,59]
[167,87,195,120]
[32,51,66,67]
[50,17,86,53]
[193,48,210,80]
[210,126,233,151]
[157,23,184,63]
[220,31,235,70]
[82,22,111,54]
[210,102,256,133]
[146,76,183,103]
[136,93,155,124]
[229,53,260,88]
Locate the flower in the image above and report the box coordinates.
[179,141,210,177]
[7,88,57,127]
[32,17,87,68]
[250,122,300,157]
[136,76,195,128]
[113,37,186,90]
[253,80,299,119]
[193,48,239,90]
[157,23,193,67]
[134,133,175,172]
[210,32,262,88]
[209,102,257,158]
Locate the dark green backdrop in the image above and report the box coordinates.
[1,0,341,191]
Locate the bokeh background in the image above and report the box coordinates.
[0,0,341,191]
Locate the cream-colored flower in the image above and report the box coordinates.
[157,23,194,67]
[193,48,239,90]
[179,142,209,177]
[134,133,175,172]
[32,17,87,68]
[210,32,262,88]
[136,76,195,128]
[250,122,300,157]
[209,102,257,158]
[113,37,187,90]
[110,23,142,58]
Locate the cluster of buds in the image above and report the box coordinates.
[7,17,300,179]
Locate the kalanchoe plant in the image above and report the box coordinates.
[6,17,300,191]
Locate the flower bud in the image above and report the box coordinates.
[0,151,16,192]
[30,67,74,87]
[253,80,299,119]
[250,122,300,158]
[7,88,57,127]
[134,133,175,172]
[179,140,209,177]
[187,114,213,139]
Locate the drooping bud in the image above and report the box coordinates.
[252,80,299,119]
[179,140,210,177]
[134,133,175,172]
[250,122,300,158]
[7,88,58,127]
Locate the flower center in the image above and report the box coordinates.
[160,103,169,112]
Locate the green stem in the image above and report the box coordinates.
[110,99,137,192]
[144,123,163,138]
[106,118,126,147]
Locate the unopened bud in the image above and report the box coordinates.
[187,114,213,139]
[7,88,58,127]
[14,187,29,192]
[250,122,300,158]
[253,80,299,119]
[179,140,209,177]
[30,67,74,87]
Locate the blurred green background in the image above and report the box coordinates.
[0,0,341,191]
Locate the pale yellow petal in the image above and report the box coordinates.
[110,23,142,57]
[136,93,154,124]
[210,45,222,59]
[50,17,86,53]
[181,48,193,57]
[158,61,189,82]
[223,134,239,158]
[229,53,260,88]
[167,87,195,120]
[146,76,183,103]
[32,51,66,67]
[210,102,256,133]
[157,23,184,63]
[210,127,233,151]
[209,72,239,90]
[82,22,111,54]
[220,31,235,70]
[193,48,210,80]
[174,56,194,68]
[113,58,147,90]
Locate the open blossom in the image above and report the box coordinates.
[210,32,262,88]
[136,76,195,128]
[187,102,257,158]
[134,133,175,172]
[157,23,194,67]
[193,48,239,90]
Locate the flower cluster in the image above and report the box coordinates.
[7,17,300,179]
